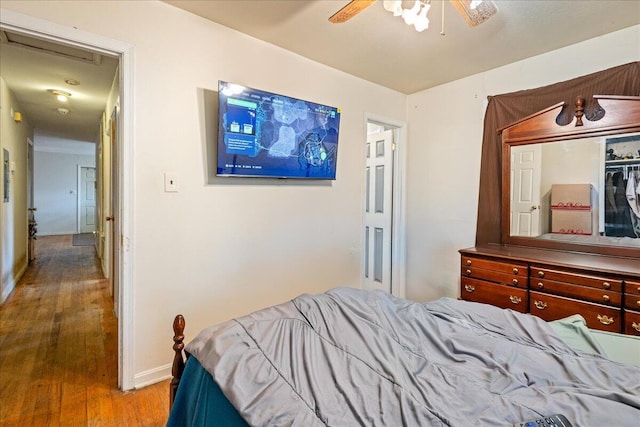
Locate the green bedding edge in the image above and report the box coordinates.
[550,314,640,366]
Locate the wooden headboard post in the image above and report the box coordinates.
[170,314,186,409]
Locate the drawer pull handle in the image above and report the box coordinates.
[512,279,519,286]
[633,322,640,333]
[512,267,519,275]
[466,260,472,266]
[537,282,544,289]
[602,282,611,290]
[597,314,614,325]
[602,295,610,303]
[464,284,475,293]
[465,269,472,276]
[636,300,640,307]
[534,300,547,310]
[538,271,545,278]
[509,295,522,304]
[637,287,640,293]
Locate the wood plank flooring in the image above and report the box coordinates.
[0,235,169,426]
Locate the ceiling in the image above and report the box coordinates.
[164,0,640,94]
[1,1,636,146]
[0,30,119,143]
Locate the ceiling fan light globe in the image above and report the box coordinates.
[383,0,400,13]
[402,0,421,25]
[414,17,430,32]
[414,4,431,31]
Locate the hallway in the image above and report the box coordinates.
[0,235,168,426]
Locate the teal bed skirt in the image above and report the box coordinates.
[167,356,250,427]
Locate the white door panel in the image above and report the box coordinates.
[364,129,393,292]
[510,145,541,236]
[79,166,97,233]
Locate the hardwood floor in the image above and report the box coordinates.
[0,235,169,426]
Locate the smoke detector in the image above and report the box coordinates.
[57,107,70,115]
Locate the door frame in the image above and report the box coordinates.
[0,8,135,390]
[364,113,407,299]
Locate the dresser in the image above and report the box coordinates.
[460,245,640,335]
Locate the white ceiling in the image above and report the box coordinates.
[0,31,118,143]
[164,0,640,94]
[1,1,637,147]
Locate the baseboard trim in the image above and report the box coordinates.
[1,259,28,303]
[134,363,172,389]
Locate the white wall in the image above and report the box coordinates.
[406,25,640,302]
[0,0,408,387]
[34,136,96,235]
[0,76,32,302]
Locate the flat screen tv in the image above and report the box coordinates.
[216,81,341,179]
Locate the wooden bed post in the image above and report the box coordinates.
[170,314,186,409]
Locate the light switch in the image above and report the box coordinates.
[164,173,178,192]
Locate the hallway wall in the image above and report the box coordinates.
[33,137,96,235]
[0,76,32,302]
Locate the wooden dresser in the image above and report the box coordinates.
[460,245,640,335]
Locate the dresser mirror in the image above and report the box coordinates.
[500,95,640,257]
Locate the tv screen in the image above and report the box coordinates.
[216,81,341,179]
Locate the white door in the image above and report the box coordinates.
[510,145,542,236]
[364,129,394,292]
[79,167,97,233]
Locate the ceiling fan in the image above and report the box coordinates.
[329,0,498,28]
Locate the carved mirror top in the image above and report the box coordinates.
[500,95,640,145]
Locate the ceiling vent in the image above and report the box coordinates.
[0,30,103,65]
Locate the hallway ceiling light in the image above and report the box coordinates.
[48,89,72,102]
[64,79,80,86]
[57,107,70,115]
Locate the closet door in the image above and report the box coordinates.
[364,129,393,293]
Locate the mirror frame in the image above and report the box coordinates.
[500,95,640,258]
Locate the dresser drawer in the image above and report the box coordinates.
[461,266,527,288]
[625,293,640,311]
[625,280,640,296]
[461,277,528,313]
[530,265,622,292]
[624,310,640,336]
[461,256,527,276]
[532,278,621,307]
[530,291,621,333]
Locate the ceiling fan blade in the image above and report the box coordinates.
[329,0,376,24]
[449,0,498,27]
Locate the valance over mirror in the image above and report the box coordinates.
[475,62,640,258]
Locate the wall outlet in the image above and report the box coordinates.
[164,173,178,192]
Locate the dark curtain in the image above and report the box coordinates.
[476,61,640,246]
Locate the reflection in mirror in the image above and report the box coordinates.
[509,133,640,248]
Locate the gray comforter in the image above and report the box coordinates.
[186,287,640,426]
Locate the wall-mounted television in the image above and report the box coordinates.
[216,81,341,179]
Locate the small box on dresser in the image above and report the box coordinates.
[550,183,596,235]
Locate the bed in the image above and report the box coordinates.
[167,287,640,426]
